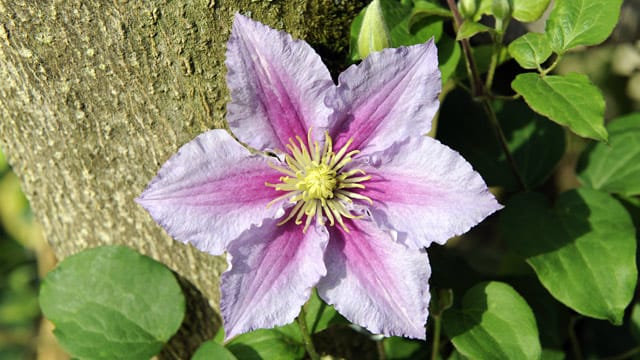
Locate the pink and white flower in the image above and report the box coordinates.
[137,14,501,340]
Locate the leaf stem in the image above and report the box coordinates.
[541,54,563,76]
[430,315,442,360]
[481,101,528,191]
[297,306,321,360]
[485,33,503,91]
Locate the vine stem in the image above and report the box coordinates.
[297,306,321,360]
[481,101,528,191]
[446,0,528,191]
[430,315,442,360]
[446,0,484,97]
[569,316,583,360]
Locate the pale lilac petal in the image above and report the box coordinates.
[358,136,502,249]
[317,219,430,339]
[226,13,334,151]
[327,40,440,155]
[136,129,284,256]
[221,220,328,340]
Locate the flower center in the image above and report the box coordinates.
[266,131,372,233]
[299,163,337,200]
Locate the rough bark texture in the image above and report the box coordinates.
[0,0,365,357]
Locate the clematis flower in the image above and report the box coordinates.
[137,14,501,340]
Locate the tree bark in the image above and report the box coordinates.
[0,0,364,357]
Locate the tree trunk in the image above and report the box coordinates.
[0,0,365,357]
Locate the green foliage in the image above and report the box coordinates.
[192,341,238,360]
[456,20,492,40]
[508,32,553,70]
[40,246,185,360]
[578,113,640,196]
[501,189,637,324]
[546,0,623,52]
[512,0,551,22]
[350,0,443,61]
[226,324,305,360]
[512,72,608,141]
[438,91,566,191]
[443,282,542,359]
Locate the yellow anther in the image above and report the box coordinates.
[265,130,373,232]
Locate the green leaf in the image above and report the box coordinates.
[456,20,492,40]
[541,348,566,360]
[512,0,551,22]
[192,341,238,360]
[304,289,346,334]
[438,91,565,191]
[384,337,428,359]
[410,0,452,23]
[546,0,623,52]
[508,32,553,69]
[226,324,305,360]
[443,281,542,360]
[438,36,462,84]
[512,72,608,141]
[577,113,640,196]
[39,245,185,360]
[501,189,637,324]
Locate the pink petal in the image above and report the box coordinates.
[328,40,441,155]
[136,129,284,256]
[317,219,430,339]
[359,136,502,249]
[225,14,334,151]
[221,220,329,340]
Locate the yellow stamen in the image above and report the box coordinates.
[265,131,373,233]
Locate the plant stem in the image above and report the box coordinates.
[481,101,528,191]
[485,33,503,91]
[569,316,583,360]
[446,0,484,97]
[297,306,321,360]
[430,315,442,360]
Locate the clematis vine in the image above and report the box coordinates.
[137,14,501,340]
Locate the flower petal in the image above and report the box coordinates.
[136,129,284,255]
[221,220,328,340]
[226,14,334,151]
[328,40,440,155]
[358,136,502,249]
[317,219,430,339]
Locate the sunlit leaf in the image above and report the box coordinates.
[508,32,553,69]
[578,113,640,196]
[546,0,623,52]
[40,246,185,360]
[512,72,607,141]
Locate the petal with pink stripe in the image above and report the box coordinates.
[136,129,284,256]
[359,136,502,249]
[221,220,329,340]
[226,14,334,151]
[328,40,441,155]
[317,219,430,339]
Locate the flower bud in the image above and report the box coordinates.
[458,0,477,19]
[357,0,392,59]
[492,0,511,21]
